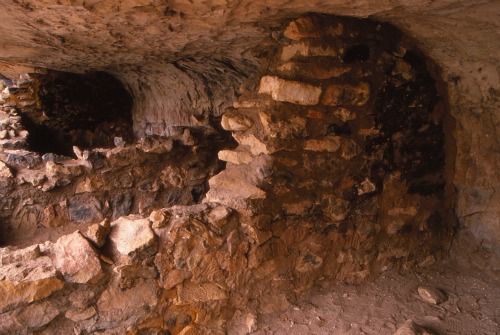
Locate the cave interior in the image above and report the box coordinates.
[0,1,498,335]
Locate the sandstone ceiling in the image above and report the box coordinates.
[0,0,499,248]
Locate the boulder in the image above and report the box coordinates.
[258,75,322,105]
[0,256,64,312]
[109,216,156,256]
[53,231,103,284]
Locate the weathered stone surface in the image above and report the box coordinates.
[53,231,103,284]
[218,149,254,165]
[83,218,111,248]
[0,245,40,265]
[205,155,271,209]
[281,41,337,61]
[304,136,341,152]
[149,209,171,229]
[160,269,191,290]
[75,177,104,194]
[278,61,350,80]
[109,216,156,256]
[68,196,103,223]
[111,193,133,220]
[207,205,233,233]
[340,139,361,160]
[284,16,323,40]
[0,311,24,334]
[221,112,253,131]
[177,281,228,303]
[15,300,59,329]
[258,76,322,105]
[138,137,174,154]
[242,224,273,246]
[227,310,258,335]
[68,290,95,310]
[322,83,370,106]
[394,320,437,335]
[259,112,307,139]
[65,306,97,322]
[0,160,12,179]
[205,168,267,207]
[0,256,64,312]
[233,133,271,155]
[44,161,84,190]
[296,252,324,273]
[96,278,158,329]
[358,178,376,195]
[417,286,447,305]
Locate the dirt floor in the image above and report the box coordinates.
[250,248,499,335]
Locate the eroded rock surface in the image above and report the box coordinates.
[0,3,498,334]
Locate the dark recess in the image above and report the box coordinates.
[22,70,134,157]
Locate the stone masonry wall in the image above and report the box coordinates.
[207,15,456,280]
[0,12,488,335]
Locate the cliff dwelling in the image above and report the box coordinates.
[0,1,498,335]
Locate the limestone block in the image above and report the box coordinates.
[259,112,307,139]
[322,82,370,106]
[278,61,351,80]
[218,149,254,165]
[417,286,447,304]
[53,231,103,284]
[15,300,59,330]
[333,107,356,121]
[284,17,322,40]
[138,137,174,154]
[0,256,64,312]
[233,133,270,155]
[0,160,12,179]
[304,136,341,152]
[258,75,321,105]
[45,161,84,186]
[394,320,436,335]
[205,158,270,209]
[340,139,361,160]
[0,245,40,265]
[358,178,376,195]
[281,42,338,61]
[221,112,253,131]
[109,216,156,256]
[75,177,104,194]
[149,209,171,229]
[83,218,111,248]
[205,170,266,203]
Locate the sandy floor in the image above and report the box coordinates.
[251,259,499,335]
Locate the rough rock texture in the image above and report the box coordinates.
[0,0,497,252]
[0,107,229,245]
[0,2,498,334]
[52,231,102,284]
